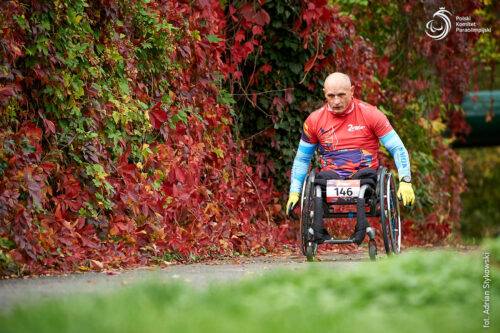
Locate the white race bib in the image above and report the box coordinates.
[326,179,361,201]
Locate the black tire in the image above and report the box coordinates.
[380,170,402,254]
[300,170,318,260]
[379,168,391,254]
[305,243,315,262]
[300,173,313,257]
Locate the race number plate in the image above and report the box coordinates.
[326,179,361,202]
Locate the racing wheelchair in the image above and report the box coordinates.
[297,167,401,261]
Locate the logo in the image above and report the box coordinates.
[347,124,365,132]
[426,7,452,40]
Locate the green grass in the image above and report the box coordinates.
[1,246,499,333]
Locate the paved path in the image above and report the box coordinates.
[0,249,373,311]
[1,246,478,312]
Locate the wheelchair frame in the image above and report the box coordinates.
[299,167,401,261]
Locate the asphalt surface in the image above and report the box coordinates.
[0,248,372,312]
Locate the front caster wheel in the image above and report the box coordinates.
[305,242,317,262]
[368,240,377,261]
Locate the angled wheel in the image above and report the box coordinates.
[300,170,317,260]
[380,170,401,254]
[386,173,401,253]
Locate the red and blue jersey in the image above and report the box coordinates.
[301,99,393,178]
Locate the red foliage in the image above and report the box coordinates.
[0,0,293,275]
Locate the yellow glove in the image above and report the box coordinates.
[397,182,415,207]
[286,192,300,217]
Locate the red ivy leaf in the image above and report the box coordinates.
[239,3,255,22]
[197,0,210,8]
[272,96,286,112]
[43,118,56,135]
[235,30,246,43]
[27,181,42,207]
[304,56,316,72]
[233,71,243,80]
[0,85,17,105]
[24,122,42,140]
[254,9,270,26]
[229,4,238,21]
[149,107,167,130]
[252,25,263,36]
[285,88,294,104]
[259,63,272,74]
[174,165,186,183]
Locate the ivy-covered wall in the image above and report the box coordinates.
[0,0,290,275]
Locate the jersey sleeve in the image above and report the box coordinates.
[370,108,393,138]
[380,130,411,180]
[290,139,316,194]
[300,114,318,144]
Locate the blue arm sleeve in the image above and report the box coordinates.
[380,130,411,180]
[290,139,316,194]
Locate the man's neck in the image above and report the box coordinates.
[326,99,355,116]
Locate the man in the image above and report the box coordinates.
[286,72,415,245]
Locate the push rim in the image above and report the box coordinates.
[386,173,401,254]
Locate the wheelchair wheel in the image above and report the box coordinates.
[300,170,317,261]
[305,243,317,262]
[380,170,401,254]
[368,239,377,261]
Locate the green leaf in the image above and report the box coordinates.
[205,34,223,43]
[119,80,130,95]
[214,148,224,158]
[13,15,28,30]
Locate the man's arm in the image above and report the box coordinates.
[380,130,415,206]
[286,139,316,216]
[290,139,316,194]
[380,130,411,180]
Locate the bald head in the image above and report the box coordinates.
[324,72,352,90]
[323,72,354,114]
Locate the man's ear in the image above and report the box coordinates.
[350,85,355,97]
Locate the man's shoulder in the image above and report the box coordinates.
[305,104,327,122]
[354,99,385,119]
[354,99,378,112]
[311,103,328,115]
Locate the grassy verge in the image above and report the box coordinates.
[1,244,499,333]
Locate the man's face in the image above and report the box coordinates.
[323,85,354,114]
